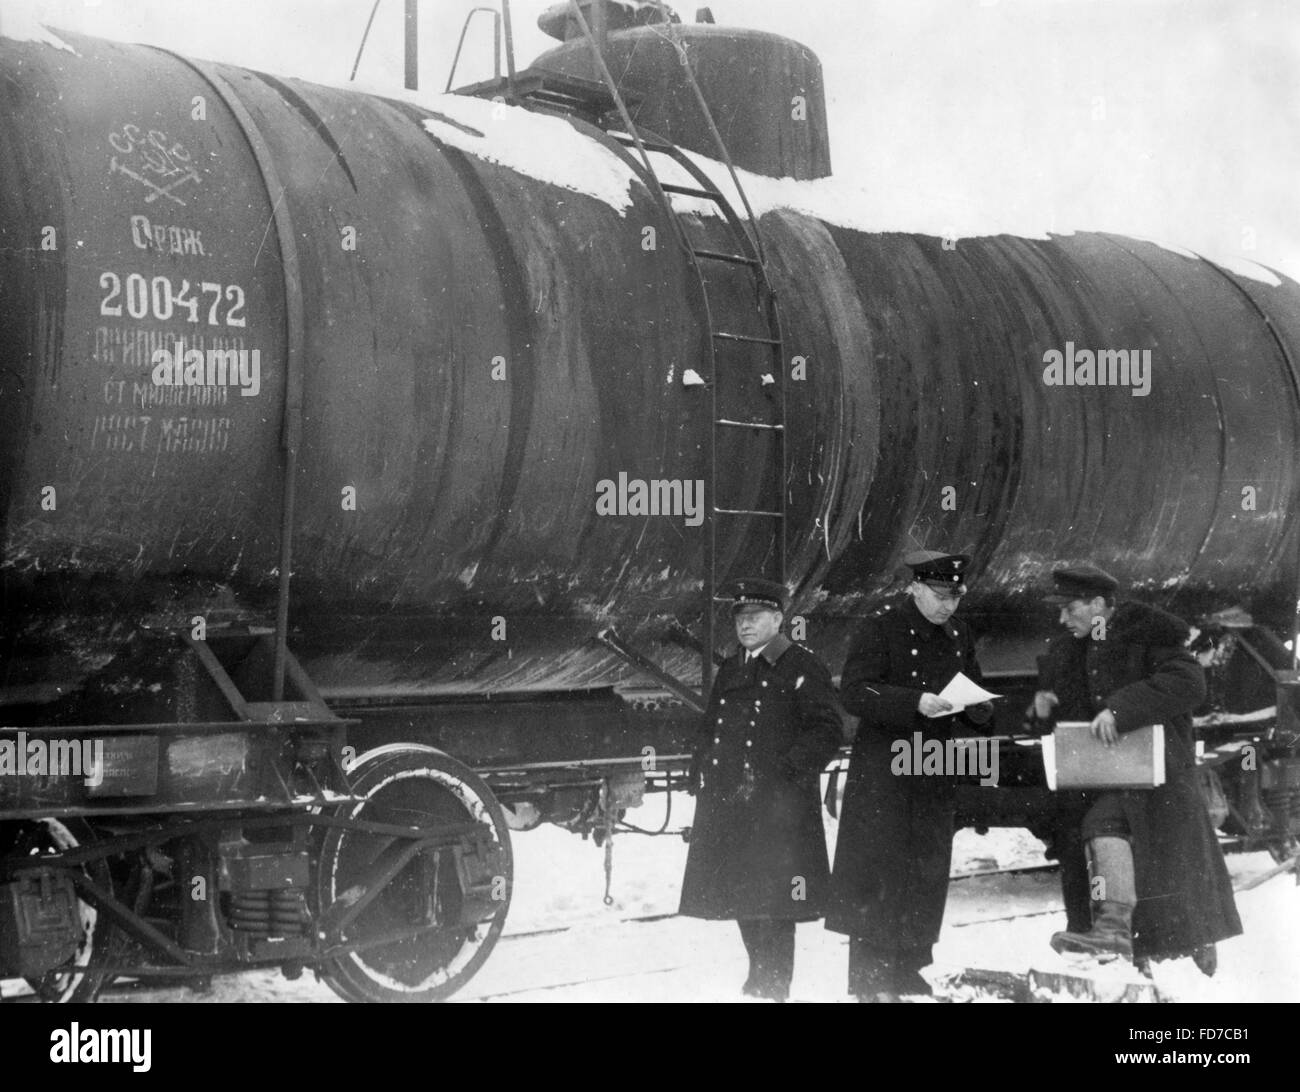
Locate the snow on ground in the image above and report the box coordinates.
[109,789,1299,1003]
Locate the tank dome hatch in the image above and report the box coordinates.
[538,1,680,42]
[529,1,831,180]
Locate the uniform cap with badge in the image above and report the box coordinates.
[903,550,970,596]
[721,576,788,613]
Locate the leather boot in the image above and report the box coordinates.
[1050,836,1135,961]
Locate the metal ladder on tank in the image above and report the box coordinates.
[563,1,789,694]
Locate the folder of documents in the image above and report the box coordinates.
[1042,721,1166,790]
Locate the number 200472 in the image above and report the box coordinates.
[100,271,245,327]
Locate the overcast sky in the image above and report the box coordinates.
[4,0,1299,279]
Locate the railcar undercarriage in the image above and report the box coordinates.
[3,615,1297,1003]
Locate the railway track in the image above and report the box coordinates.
[82,860,1068,1002]
[17,852,1292,1003]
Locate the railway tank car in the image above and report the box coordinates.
[2,0,1299,1002]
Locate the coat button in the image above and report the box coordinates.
[761,680,768,687]
[714,736,720,744]
[911,649,918,656]
[746,740,753,747]
[717,718,723,724]
[720,698,726,705]
[911,671,918,677]
[749,720,756,727]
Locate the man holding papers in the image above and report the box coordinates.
[826,550,995,1001]
[1034,564,1241,972]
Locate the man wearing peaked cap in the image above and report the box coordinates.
[1043,563,1120,604]
[1032,563,1125,936]
[679,576,844,1001]
[725,576,788,612]
[1032,561,1241,972]
[905,549,971,594]
[826,549,994,1001]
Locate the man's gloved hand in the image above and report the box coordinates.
[964,700,994,726]
[1029,690,1059,721]
[1090,708,1118,747]
[918,692,954,717]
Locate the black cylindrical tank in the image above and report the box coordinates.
[1,25,1298,706]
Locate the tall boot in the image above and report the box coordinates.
[848,938,896,1002]
[1050,836,1135,961]
[1056,826,1094,933]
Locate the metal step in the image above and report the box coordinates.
[661,182,724,201]
[609,132,678,155]
[693,248,760,267]
[454,69,642,119]
[714,507,784,518]
[716,419,784,431]
[713,331,781,346]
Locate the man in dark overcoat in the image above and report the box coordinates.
[678,577,844,1001]
[1033,564,1242,970]
[825,551,994,1001]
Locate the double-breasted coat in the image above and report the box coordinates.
[1037,600,1242,959]
[678,634,844,921]
[825,598,991,948]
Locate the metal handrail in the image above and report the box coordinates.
[349,0,383,81]
[501,0,518,100]
[655,22,768,268]
[445,6,503,92]
[564,0,689,254]
[564,2,787,697]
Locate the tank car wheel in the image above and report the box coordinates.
[314,745,512,1002]
[1,818,116,1003]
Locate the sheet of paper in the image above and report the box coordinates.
[926,672,1002,717]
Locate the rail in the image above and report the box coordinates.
[350,2,515,98]
[649,20,768,267]
[445,6,502,92]
[562,2,788,696]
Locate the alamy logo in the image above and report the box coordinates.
[50,1023,151,1072]
[151,340,261,396]
[595,473,704,526]
[1042,342,1151,396]
[890,732,999,786]
[0,733,104,787]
